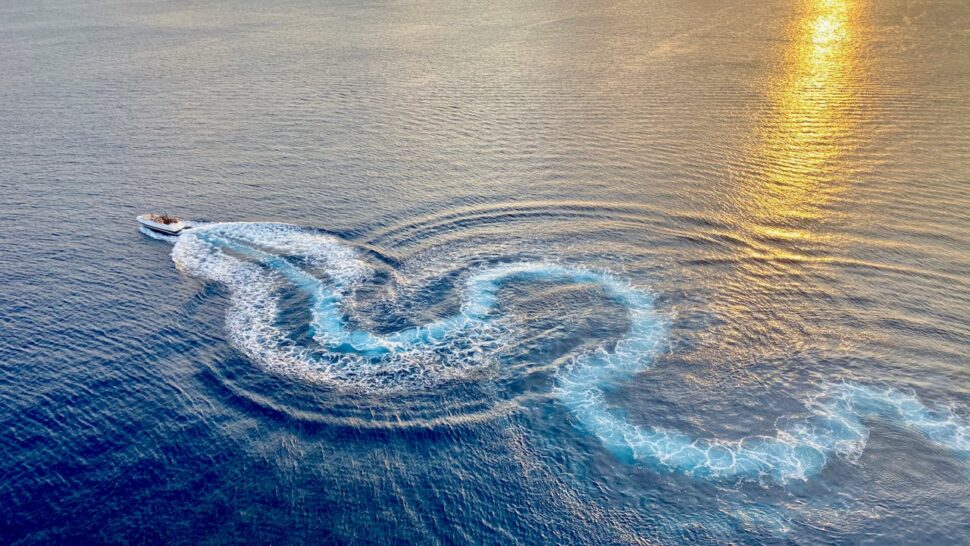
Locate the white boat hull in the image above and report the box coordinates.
[137,214,185,235]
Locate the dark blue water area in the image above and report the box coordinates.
[2,0,969,544]
[1,220,966,545]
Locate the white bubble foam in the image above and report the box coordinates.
[168,222,969,483]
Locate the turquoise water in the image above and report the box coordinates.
[2,0,969,543]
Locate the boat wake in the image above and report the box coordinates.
[166,222,968,483]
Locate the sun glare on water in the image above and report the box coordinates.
[743,0,865,232]
[716,0,870,353]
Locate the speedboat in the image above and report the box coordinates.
[137,213,186,235]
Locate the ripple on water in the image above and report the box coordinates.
[166,222,969,481]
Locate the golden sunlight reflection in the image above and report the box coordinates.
[738,0,866,242]
[711,0,871,364]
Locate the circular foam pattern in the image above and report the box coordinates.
[167,222,969,483]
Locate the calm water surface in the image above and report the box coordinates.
[1,0,969,543]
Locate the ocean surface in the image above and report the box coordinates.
[1,0,968,543]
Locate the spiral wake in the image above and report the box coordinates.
[167,222,968,483]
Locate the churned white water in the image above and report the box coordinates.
[170,223,969,484]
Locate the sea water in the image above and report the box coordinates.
[1,0,968,543]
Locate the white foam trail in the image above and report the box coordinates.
[171,223,510,390]
[167,222,969,483]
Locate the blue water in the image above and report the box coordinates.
[2,0,969,544]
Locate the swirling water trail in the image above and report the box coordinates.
[167,222,968,483]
